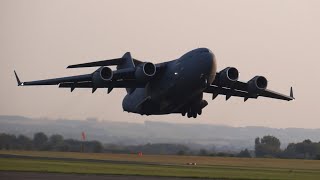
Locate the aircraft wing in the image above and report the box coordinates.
[14,71,92,86]
[205,84,294,101]
[14,68,145,93]
[204,74,294,101]
[14,52,166,93]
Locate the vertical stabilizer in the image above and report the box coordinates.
[117,52,135,70]
[117,52,136,94]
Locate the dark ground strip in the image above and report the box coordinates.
[0,154,168,166]
[0,171,216,180]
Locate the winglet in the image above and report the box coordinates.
[14,70,23,86]
[290,87,294,100]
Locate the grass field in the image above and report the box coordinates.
[1,150,320,180]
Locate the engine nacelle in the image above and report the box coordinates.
[247,76,268,93]
[219,67,239,86]
[135,62,156,82]
[92,66,113,86]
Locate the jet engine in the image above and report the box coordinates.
[247,76,268,93]
[135,62,156,82]
[92,66,113,86]
[219,67,239,86]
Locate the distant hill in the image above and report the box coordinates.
[1,115,319,151]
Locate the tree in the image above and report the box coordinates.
[0,133,16,150]
[16,135,32,150]
[49,134,64,151]
[199,149,208,156]
[261,136,281,148]
[285,139,318,159]
[49,134,63,145]
[301,140,317,158]
[33,132,48,150]
[237,149,251,158]
[255,135,281,157]
[92,141,103,153]
[255,137,260,145]
[177,150,186,155]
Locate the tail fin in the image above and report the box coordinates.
[117,52,135,70]
[117,52,136,94]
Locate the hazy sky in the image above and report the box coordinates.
[1,0,319,128]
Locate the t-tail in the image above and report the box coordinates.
[117,52,136,94]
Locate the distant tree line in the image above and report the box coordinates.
[105,143,190,155]
[0,132,103,153]
[0,132,190,155]
[0,132,247,156]
[195,148,251,158]
[255,135,320,160]
[1,132,319,160]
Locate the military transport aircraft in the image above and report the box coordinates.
[14,48,294,118]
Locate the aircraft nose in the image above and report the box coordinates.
[198,49,214,67]
[197,48,211,53]
[197,49,217,83]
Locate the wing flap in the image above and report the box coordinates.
[205,85,256,100]
[205,84,294,101]
[59,82,93,88]
[59,80,145,89]
[20,74,92,86]
[206,72,294,101]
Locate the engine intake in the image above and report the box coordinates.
[219,67,239,86]
[92,67,113,86]
[135,62,156,82]
[100,66,113,81]
[248,76,268,93]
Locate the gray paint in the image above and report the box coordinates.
[14,48,293,118]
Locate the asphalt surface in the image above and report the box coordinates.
[0,172,215,180]
[0,154,164,166]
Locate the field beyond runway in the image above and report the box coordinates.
[1,150,320,180]
[0,171,210,180]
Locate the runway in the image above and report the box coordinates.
[0,172,213,180]
[0,154,214,180]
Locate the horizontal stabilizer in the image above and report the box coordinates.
[67,58,124,68]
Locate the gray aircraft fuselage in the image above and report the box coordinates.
[14,47,294,118]
[122,48,216,115]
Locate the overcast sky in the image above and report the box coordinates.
[1,0,319,128]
